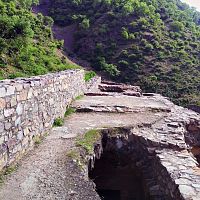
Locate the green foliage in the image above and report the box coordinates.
[170,21,184,32]
[96,57,120,77]
[84,71,96,82]
[0,0,79,79]
[53,117,64,127]
[65,107,76,117]
[49,0,200,106]
[0,164,18,185]
[75,95,84,100]
[121,28,129,39]
[76,129,101,154]
[80,18,90,29]
[33,135,42,145]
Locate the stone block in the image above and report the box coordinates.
[24,127,30,136]
[0,98,6,109]
[7,138,17,149]
[16,103,23,115]
[5,123,12,130]
[0,87,6,98]
[10,96,17,107]
[17,90,28,101]
[15,84,23,92]
[0,136,4,145]
[17,131,23,141]
[6,86,15,96]
[15,117,21,126]
[4,108,14,117]
[27,88,33,99]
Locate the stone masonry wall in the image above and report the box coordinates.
[0,70,98,170]
[91,128,184,200]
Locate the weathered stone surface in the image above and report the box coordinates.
[0,70,99,172]
[17,90,28,101]
[99,83,142,94]
[16,103,23,115]
[0,98,6,109]
[178,185,196,195]
[4,108,14,117]
[0,71,199,200]
[0,87,6,98]
[0,122,4,133]
[6,86,15,96]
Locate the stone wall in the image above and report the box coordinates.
[90,128,184,200]
[0,70,99,170]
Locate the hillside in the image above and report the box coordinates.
[0,0,79,80]
[48,0,200,106]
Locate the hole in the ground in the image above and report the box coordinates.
[89,148,148,200]
[88,129,187,200]
[185,122,200,166]
[191,146,200,166]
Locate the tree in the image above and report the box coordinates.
[80,18,90,29]
[170,21,184,32]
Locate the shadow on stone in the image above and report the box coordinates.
[89,146,148,200]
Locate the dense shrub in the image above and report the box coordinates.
[0,0,79,79]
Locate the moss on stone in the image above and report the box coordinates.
[53,117,64,127]
[75,95,84,100]
[76,129,101,154]
[64,108,76,117]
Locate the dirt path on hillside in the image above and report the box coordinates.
[32,0,75,51]
[32,0,92,70]
[52,25,77,51]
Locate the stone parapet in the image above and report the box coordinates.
[0,70,98,170]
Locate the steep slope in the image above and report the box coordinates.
[0,0,79,80]
[49,0,200,106]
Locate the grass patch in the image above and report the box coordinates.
[65,108,76,117]
[75,95,84,100]
[0,164,18,185]
[66,149,85,169]
[53,117,64,127]
[33,135,42,145]
[84,71,96,82]
[76,129,101,154]
[66,149,80,159]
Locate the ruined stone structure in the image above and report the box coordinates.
[73,83,200,200]
[0,70,100,170]
[0,71,199,200]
